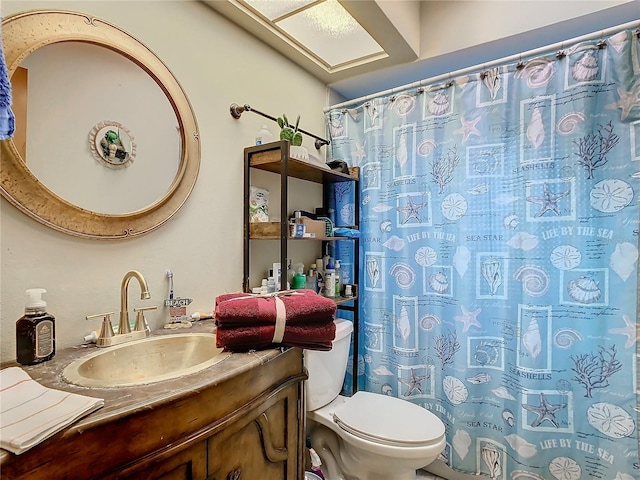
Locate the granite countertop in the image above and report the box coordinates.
[0,320,285,464]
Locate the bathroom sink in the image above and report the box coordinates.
[63,333,229,388]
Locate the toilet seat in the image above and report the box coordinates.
[331,391,445,447]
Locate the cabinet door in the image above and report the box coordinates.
[113,441,207,480]
[206,384,300,480]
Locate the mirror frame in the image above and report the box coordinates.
[0,9,200,239]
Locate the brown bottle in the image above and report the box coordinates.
[16,288,56,365]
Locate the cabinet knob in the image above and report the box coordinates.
[227,468,242,480]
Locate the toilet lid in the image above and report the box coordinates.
[332,391,445,447]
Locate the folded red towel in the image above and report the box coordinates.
[215,321,336,351]
[215,290,336,326]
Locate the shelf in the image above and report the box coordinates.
[246,141,358,184]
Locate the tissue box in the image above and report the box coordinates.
[302,218,327,238]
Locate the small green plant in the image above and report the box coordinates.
[277,114,303,146]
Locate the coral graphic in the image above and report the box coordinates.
[573,120,620,179]
[431,146,460,194]
[570,345,622,397]
[434,329,460,370]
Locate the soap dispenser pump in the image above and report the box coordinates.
[16,288,56,365]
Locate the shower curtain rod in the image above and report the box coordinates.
[230,102,330,149]
[325,19,640,112]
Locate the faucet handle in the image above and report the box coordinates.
[133,305,157,332]
[86,312,115,340]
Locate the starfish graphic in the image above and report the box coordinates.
[609,314,639,349]
[397,196,427,224]
[351,143,366,162]
[453,305,482,332]
[522,392,566,428]
[526,182,570,217]
[453,115,481,143]
[605,85,640,121]
[399,368,429,396]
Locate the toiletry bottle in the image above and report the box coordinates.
[315,258,325,295]
[309,448,326,480]
[255,124,274,145]
[334,259,343,297]
[307,263,318,291]
[260,279,268,294]
[324,259,336,298]
[292,263,306,289]
[16,288,56,365]
[286,259,294,290]
[266,276,276,293]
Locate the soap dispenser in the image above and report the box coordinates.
[16,288,56,365]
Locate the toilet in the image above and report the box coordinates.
[305,318,446,480]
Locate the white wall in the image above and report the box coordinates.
[0,0,328,362]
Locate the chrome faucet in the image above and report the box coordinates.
[120,270,151,334]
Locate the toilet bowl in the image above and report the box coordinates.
[305,318,446,480]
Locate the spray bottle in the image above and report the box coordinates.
[16,288,56,365]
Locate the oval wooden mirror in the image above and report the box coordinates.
[0,10,200,239]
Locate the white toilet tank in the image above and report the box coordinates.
[305,318,353,411]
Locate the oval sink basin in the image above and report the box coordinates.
[63,333,229,388]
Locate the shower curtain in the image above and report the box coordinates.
[326,26,640,479]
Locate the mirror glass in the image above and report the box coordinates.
[0,10,200,239]
[20,42,180,214]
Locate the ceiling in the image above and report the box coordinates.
[203,1,639,103]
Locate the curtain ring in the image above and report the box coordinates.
[597,31,606,49]
[516,55,525,70]
[556,42,566,59]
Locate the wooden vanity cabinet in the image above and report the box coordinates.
[0,345,306,480]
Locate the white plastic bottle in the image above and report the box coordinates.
[255,124,274,145]
[266,276,276,293]
[324,259,336,298]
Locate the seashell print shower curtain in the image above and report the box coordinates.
[326,25,640,479]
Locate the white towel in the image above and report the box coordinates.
[0,367,104,455]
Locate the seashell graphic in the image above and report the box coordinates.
[467,183,488,195]
[481,444,502,479]
[474,342,499,366]
[428,91,451,116]
[526,107,545,149]
[572,51,599,82]
[610,242,638,282]
[380,219,392,233]
[381,384,393,395]
[553,328,584,349]
[567,276,601,304]
[550,245,581,270]
[587,402,635,438]
[481,257,503,295]
[373,365,394,376]
[396,305,411,341]
[515,57,555,88]
[394,94,415,117]
[590,179,634,213]
[492,386,515,400]
[513,265,549,297]
[557,112,586,135]
[418,139,437,156]
[429,272,449,294]
[443,376,468,405]
[383,235,405,251]
[502,409,515,427]
[453,246,471,278]
[507,232,539,251]
[504,434,537,458]
[415,246,437,267]
[363,194,371,205]
[364,166,378,188]
[420,313,441,331]
[549,456,581,480]
[483,67,502,100]
[340,203,355,224]
[366,102,380,124]
[511,471,546,480]
[366,257,380,288]
[453,429,471,460]
[609,30,627,52]
[467,372,491,384]
[365,330,380,349]
[522,319,542,360]
[503,214,519,229]
[390,263,416,289]
[441,193,468,221]
[397,132,408,168]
